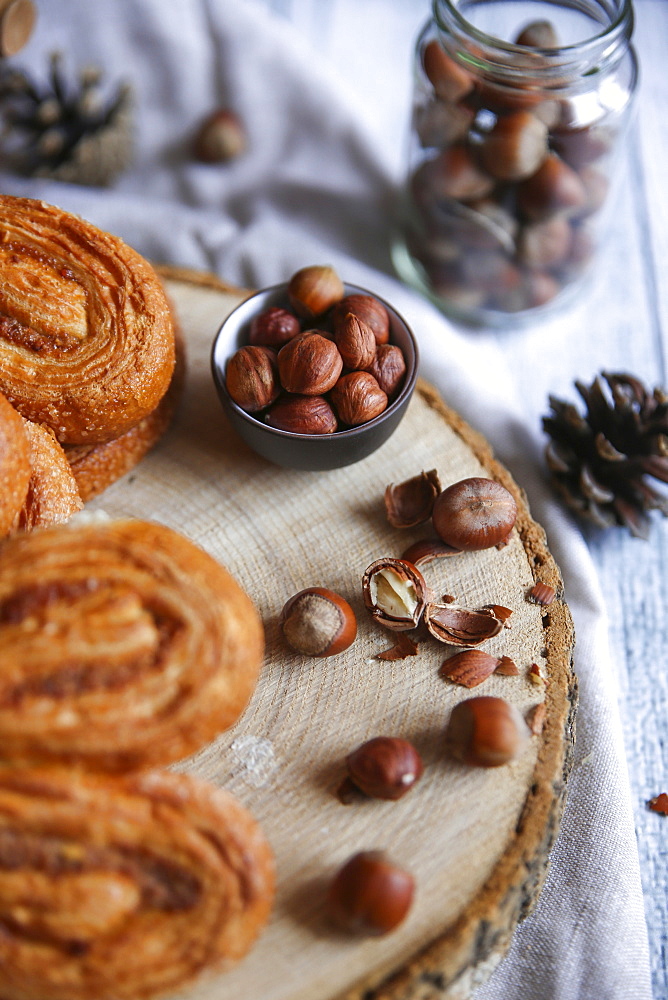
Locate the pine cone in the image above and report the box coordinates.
[0,51,132,186]
[543,372,668,537]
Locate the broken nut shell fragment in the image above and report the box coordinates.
[362,558,428,631]
[384,469,442,528]
[425,603,505,647]
[438,649,501,687]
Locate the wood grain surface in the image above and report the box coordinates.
[86,271,576,1000]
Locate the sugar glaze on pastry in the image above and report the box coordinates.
[0,197,175,445]
[0,766,275,1000]
[0,519,264,771]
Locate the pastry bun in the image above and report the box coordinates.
[0,196,175,445]
[0,518,264,771]
[0,766,275,1000]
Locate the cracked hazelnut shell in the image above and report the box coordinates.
[384,470,441,528]
[425,603,505,646]
[362,558,428,630]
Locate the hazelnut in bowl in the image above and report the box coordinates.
[211,266,418,471]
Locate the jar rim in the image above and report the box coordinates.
[432,0,634,79]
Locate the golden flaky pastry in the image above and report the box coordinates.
[0,196,175,445]
[0,519,264,771]
[0,390,31,535]
[13,417,83,531]
[0,766,275,1000]
[64,322,186,501]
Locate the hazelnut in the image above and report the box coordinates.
[362,558,428,631]
[415,147,495,202]
[330,294,391,346]
[432,477,518,551]
[277,332,343,395]
[330,372,387,427]
[514,20,559,48]
[288,265,344,319]
[225,345,279,412]
[551,120,612,169]
[516,153,587,220]
[517,215,573,269]
[265,394,337,434]
[445,696,530,767]
[248,306,300,348]
[280,587,357,657]
[194,108,246,163]
[416,98,475,148]
[384,470,441,529]
[327,851,414,935]
[346,737,423,800]
[422,39,473,104]
[333,313,376,371]
[365,344,406,399]
[479,110,549,181]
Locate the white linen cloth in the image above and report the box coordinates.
[0,1,653,997]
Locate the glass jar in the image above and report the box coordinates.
[392,0,638,326]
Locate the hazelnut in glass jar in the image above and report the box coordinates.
[392,0,638,326]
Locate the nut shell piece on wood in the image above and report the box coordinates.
[0,196,175,444]
[0,519,264,771]
[384,469,441,528]
[0,766,275,1000]
[424,603,505,646]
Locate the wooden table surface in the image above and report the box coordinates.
[254,1,668,996]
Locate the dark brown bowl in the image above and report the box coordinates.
[211,282,418,471]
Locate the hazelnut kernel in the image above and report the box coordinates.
[248,306,300,348]
[225,345,279,412]
[288,265,344,319]
[445,696,530,767]
[346,737,423,800]
[280,587,356,657]
[330,371,388,427]
[327,851,414,935]
[362,558,428,631]
[432,477,517,551]
[265,395,337,434]
[277,332,343,395]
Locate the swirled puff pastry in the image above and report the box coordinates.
[0,196,175,445]
[0,766,275,1000]
[14,417,83,531]
[0,390,31,536]
[0,519,264,771]
[64,323,186,502]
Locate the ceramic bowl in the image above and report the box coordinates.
[211,282,418,471]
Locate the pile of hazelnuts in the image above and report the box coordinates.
[278,472,549,938]
[406,20,616,315]
[224,264,407,433]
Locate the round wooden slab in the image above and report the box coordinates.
[89,268,577,1000]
